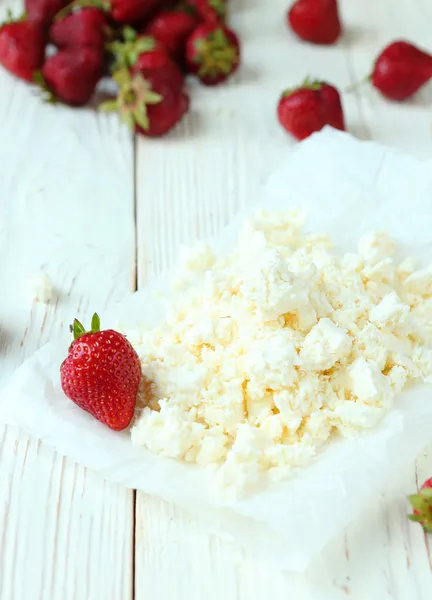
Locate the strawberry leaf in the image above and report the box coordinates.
[73,319,86,340]
[91,313,101,332]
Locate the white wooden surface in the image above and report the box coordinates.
[0,0,431,598]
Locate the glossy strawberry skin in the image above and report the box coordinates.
[132,45,185,90]
[186,22,240,85]
[143,10,200,64]
[61,329,141,431]
[288,0,341,45]
[277,82,344,140]
[318,82,345,130]
[42,47,103,105]
[50,8,108,50]
[0,21,46,82]
[371,41,432,101]
[194,0,226,23]
[111,0,162,24]
[25,0,69,27]
[136,72,190,137]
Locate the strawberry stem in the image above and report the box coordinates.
[70,313,101,340]
[345,74,372,94]
[195,28,238,78]
[99,69,162,131]
[33,72,58,104]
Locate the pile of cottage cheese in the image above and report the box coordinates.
[129,210,432,495]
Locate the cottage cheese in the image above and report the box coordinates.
[129,211,432,497]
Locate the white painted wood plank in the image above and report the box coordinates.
[135,0,432,598]
[0,0,136,594]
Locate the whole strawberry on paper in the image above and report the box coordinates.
[0,0,239,137]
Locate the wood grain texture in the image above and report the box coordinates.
[135,0,432,598]
[0,0,431,597]
[0,0,135,595]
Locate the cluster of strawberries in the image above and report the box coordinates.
[0,0,239,136]
[278,0,432,140]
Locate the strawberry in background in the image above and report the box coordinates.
[0,16,45,81]
[186,22,240,85]
[370,41,432,101]
[49,7,110,50]
[277,79,345,140]
[101,68,190,137]
[143,9,200,65]
[36,46,104,105]
[108,27,185,90]
[186,0,227,23]
[288,0,341,45]
[25,0,69,28]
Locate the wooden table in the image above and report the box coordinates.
[1,0,431,597]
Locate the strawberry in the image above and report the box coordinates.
[408,478,432,533]
[36,46,103,105]
[0,19,46,82]
[57,0,163,25]
[186,22,239,85]
[143,10,200,64]
[100,68,189,137]
[25,0,69,27]
[50,8,109,50]
[188,0,226,23]
[277,78,345,140]
[108,27,184,89]
[132,45,184,90]
[60,314,141,431]
[371,41,432,101]
[288,0,341,45]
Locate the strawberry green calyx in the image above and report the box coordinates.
[209,0,226,19]
[33,71,58,103]
[107,27,155,71]
[55,0,110,21]
[408,488,432,533]
[99,68,162,130]
[282,77,322,97]
[194,28,238,78]
[71,313,101,340]
[2,9,27,25]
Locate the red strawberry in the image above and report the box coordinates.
[288,0,341,45]
[100,68,189,137]
[277,79,345,140]
[186,22,239,85]
[110,0,162,24]
[0,19,46,82]
[60,314,141,431]
[189,0,226,23]
[25,0,69,27]
[58,0,163,25]
[409,478,432,533]
[371,41,432,101]
[133,46,184,90]
[143,10,200,64]
[37,46,103,105]
[50,8,108,50]
[108,27,184,89]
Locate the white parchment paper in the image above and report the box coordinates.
[1,129,432,571]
